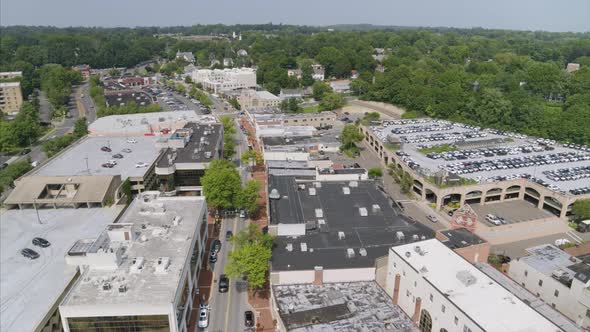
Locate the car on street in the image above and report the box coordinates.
[20,148,31,155]
[135,162,148,168]
[198,304,209,328]
[427,214,438,223]
[209,250,217,263]
[32,237,50,248]
[211,239,221,253]
[100,146,112,152]
[101,163,115,168]
[218,274,229,293]
[225,231,233,240]
[21,248,40,259]
[112,153,124,159]
[244,310,254,327]
[497,216,508,224]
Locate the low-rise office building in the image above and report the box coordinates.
[0,80,23,114]
[88,111,208,137]
[59,192,209,332]
[385,239,564,332]
[508,244,590,329]
[154,122,223,194]
[238,89,281,109]
[189,68,256,93]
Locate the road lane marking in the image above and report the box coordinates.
[223,218,239,331]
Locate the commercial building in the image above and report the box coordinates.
[508,244,590,328]
[0,207,120,332]
[0,71,23,113]
[189,68,256,93]
[154,122,223,194]
[104,90,153,107]
[88,111,208,137]
[245,109,336,135]
[237,89,281,109]
[385,239,564,332]
[262,135,340,162]
[269,175,434,285]
[436,227,490,264]
[72,65,91,80]
[59,192,209,332]
[279,88,304,100]
[360,118,590,220]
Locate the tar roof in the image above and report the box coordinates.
[156,122,222,166]
[0,208,119,332]
[392,239,562,332]
[270,176,434,270]
[440,228,486,249]
[105,91,152,107]
[32,136,160,179]
[61,192,206,307]
[88,111,206,136]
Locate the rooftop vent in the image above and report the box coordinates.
[414,246,425,256]
[342,187,351,195]
[412,234,419,241]
[315,209,323,218]
[420,266,429,273]
[371,204,381,213]
[155,257,170,274]
[314,182,322,188]
[172,216,182,226]
[298,184,306,190]
[396,231,405,241]
[130,257,145,274]
[269,189,281,199]
[405,251,411,258]
[118,284,127,293]
[359,207,368,217]
[349,181,358,188]
[205,151,212,158]
[102,283,112,291]
[456,270,477,287]
[347,248,355,258]
[338,232,345,240]
[300,243,308,252]
[359,248,367,257]
[286,243,293,252]
[309,188,316,196]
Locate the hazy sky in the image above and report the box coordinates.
[1,0,589,32]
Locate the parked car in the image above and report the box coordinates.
[485,214,501,226]
[20,148,31,155]
[225,231,233,241]
[218,274,229,293]
[135,162,148,168]
[21,248,40,259]
[127,138,138,144]
[112,153,124,159]
[211,239,221,253]
[101,163,115,168]
[198,304,209,328]
[100,146,112,152]
[427,214,438,223]
[244,310,254,327]
[122,148,132,153]
[32,237,50,248]
[209,251,217,263]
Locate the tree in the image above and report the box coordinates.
[184,76,192,84]
[572,199,590,220]
[350,79,370,96]
[73,117,88,138]
[229,97,241,110]
[312,81,332,101]
[280,98,301,113]
[122,178,133,204]
[0,160,33,194]
[41,135,76,157]
[319,92,345,111]
[237,180,261,215]
[220,116,237,159]
[368,167,383,179]
[201,160,242,210]
[241,149,263,166]
[108,68,121,76]
[340,124,364,149]
[225,224,273,291]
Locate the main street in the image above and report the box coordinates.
[202,116,254,332]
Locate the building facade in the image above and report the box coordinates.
[190,68,256,93]
[237,89,281,109]
[0,79,23,114]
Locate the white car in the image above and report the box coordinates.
[426,214,438,223]
[126,138,138,144]
[135,162,148,168]
[198,305,209,328]
[107,160,118,165]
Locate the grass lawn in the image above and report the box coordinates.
[418,144,457,154]
[301,105,320,113]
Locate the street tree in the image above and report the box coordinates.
[368,167,383,179]
[240,149,263,166]
[73,117,88,138]
[237,180,261,215]
[201,160,242,210]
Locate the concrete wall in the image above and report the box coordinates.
[271,270,315,285]
[323,268,375,283]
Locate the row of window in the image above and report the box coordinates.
[523,270,560,297]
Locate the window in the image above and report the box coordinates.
[554,290,559,297]
[538,280,543,287]
[524,270,528,277]
[429,294,433,302]
[441,305,446,313]
[406,290,410,297]
[463,326,473,332]
[454,317,459,325]
[68,315,170,332]
[419,309,433,332]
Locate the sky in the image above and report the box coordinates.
[1,0,589,32]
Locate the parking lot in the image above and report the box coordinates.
[143,85,210,114]
[470,201,553,225]
[371,119,590,194]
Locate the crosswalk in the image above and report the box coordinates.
[566,230,584,244]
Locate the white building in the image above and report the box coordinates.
[508,244,590,329]
[176,51,195,63]
[237,89,281,110]
[59,192,209,332]
[385,239,563,332]
[311,64,325,81]
[190,68,256,93]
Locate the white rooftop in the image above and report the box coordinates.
[0,82,21,88]
[32,136,160,179]
[255,90,280,101]
[392,239,562,332]
[518,244,577,278]
[60,192,206,307]
[88,111,210,137]
[0,207,120,332]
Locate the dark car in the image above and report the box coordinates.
[219,274,229,293]
[101,163,115,168]
[32,237,50,248]
[211,239,222,253]
[225,231,233,241]
[112,153,124,159]
[209,250,217,264]
[21,248,40,259]
[244,310,254,327]
[20,148,31,155]
[100,146,112,152]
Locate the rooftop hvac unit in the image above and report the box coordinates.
[155,257,170,274]
[102,283,112,291]
[347,248,355,258]
[396,231,405,241]
[300,243,308,252]
[286,243,293,252]
[359,207,368,217]
[118,285,127,293]
[371,204,381,213]
[359,248,367,257]
[342,187,351,195]
[314,182,322,188]
[456,270,477,287]
[205,151,212,158]
[349,181,358,188]
[269,189,281,200]
[130,257,145,273]
[315,209,323,218]
[172,216,182,226]
[338,232,345,240]
[412,234,419,241]
[309,188,316,196]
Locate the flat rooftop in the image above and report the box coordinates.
[270,177,434,270]
[518,245,578,280]
[61,192,206,307]
[439,228,486,250]
[0,207,120,332]
[105,91,152,107]
[273,281,418,332]
[392,239,562,332]
[32,136,160,179]
[88,111,210,136]
[262,135,340,147]
[156,122,222,166]
[368,118,590,194]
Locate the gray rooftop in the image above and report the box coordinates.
[273,281,418,332]
[269,177,434,270]
[156,122,223,167]
[440,227,486,250]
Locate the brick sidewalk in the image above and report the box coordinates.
[248,287,275,332]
